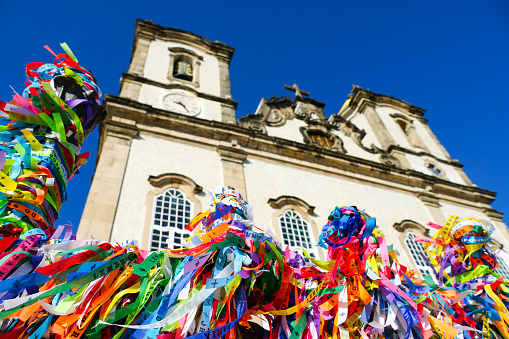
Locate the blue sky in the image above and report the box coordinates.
[1,1,508,233]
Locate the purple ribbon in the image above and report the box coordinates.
[65,99,94,125]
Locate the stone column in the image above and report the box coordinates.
[484,208,509,248]
[119,79,141,102]
[217,146,248,200]
[218,60,231,99]
[221,103,237,124]
[418,191,446,225]
[77,123,138,241]
[128,35,151,76]
[361,103,395,150]
[217,59,237,123]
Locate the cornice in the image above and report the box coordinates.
[217,146,247,163]
[417,192,440,207]
[295,96,326,109]
[134,19,235,64]
[104,121,139,140]
[350,85,426,118]
[168,47,204,60]
[122,73,238,108]
[101,95,498,206]
[387,145,463,168]
[483,208,504,220]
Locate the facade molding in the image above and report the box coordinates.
[148,173,203,194]
[417,190,446,225]
[387,145,463,168]
[122,73,238,108]
[134,19,235,64]
[417,192,440,207]
[357,102,395,150]
[393,219,429,236]
[484,208,504,221]
[168,47,204,60]
[329,114,376,154]
[349,85,426,118]
[217,146,247,164]
[389,112,414,124]
[268,196,315,215]
[100,94,498,208]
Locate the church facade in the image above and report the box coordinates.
[77,19,509,277]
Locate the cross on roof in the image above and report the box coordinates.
[283,83,310,98]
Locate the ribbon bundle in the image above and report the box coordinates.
[0,43,105,241]
[0,49,508,339]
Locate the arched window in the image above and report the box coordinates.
[495,258,509,277]
[168,48,202,87]
[493,249,509,277]
[390,112,429,152]
[150,188,193,250]
[279,209,316,260]
[424,160,447,180]
[396,119,409,135]
[404,232,437,283]
[427,163,441,176]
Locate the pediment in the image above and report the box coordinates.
[238,96,292,133]
[238,93,329,133]
[238,84,384,158]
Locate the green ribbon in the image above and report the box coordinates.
[289,312,307,339]
[0,252,136,319]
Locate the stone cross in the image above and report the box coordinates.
[283,83,310,98]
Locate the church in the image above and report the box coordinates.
[76,19,509,278]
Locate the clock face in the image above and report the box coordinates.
[162,93,201,116]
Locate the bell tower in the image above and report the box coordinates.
[119,19,237,122]
[77,20,238,241]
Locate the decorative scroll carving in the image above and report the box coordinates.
[294,101,312,120]
[238,113,267,134]
[238,96,294,133]
[329,113,377,154]
[294,101,327,122]
[380,154,402,168]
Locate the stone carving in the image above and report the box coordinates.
[300,125,346,154]
[380,154,402,168]
[238,96,294,133]
[266,109,284,125]
[238,113,267,134]
[294,101,328,122]
[294,101,310,120]
[329,113,377,154]
[240,84,408,165]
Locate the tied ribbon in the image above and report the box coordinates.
[65,99,94,125]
